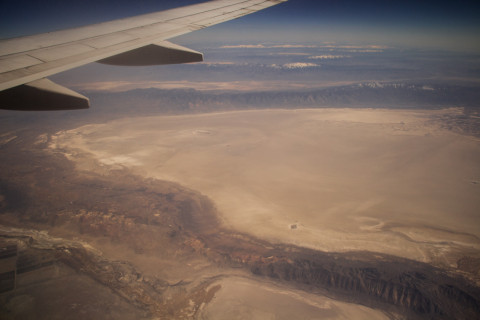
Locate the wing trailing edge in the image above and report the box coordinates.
[98,41,203,66]
[0,78,89,111]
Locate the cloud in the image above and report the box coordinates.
[422,85,435,91]
[220,44,317,49]
[71,80,335,92]
[271,52,310,56]
[218,43,387,53]
[271,62,320,69]
[319,44,388,53]
[321,45,388,49]
[270,44,317,48]
[337,49,384,53]
[200,61,237,66]
[220,44,267,48]
[308,55,350,60]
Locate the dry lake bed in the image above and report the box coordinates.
[50,108,480,269]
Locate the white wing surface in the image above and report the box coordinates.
[0,0,286,110]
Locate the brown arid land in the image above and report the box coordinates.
[50,108,480,268]
[1,108,479,319]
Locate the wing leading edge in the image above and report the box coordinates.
[0,0,287,110]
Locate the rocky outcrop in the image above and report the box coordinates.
[192,231,480,319]
[244,253,480,319]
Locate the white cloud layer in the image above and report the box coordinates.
[308,55,350,59]
[220,44,267,48]
[272,62,320,69]
[220,44,317,49]
[271,52,310,56]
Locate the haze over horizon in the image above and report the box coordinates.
[1,0,480,52]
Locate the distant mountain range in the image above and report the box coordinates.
[1,80,478,135]
[86,81,480,115]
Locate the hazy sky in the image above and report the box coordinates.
[1,0,480,51]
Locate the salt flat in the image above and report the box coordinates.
[50,108,480,267]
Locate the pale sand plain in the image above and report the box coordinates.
[198,277,390,320]
[50,108,480,267]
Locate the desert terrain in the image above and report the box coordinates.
[50,108,480,268]
[198,276,390,320]
[1,107,480,319]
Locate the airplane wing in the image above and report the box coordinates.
[0,0,286,110]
